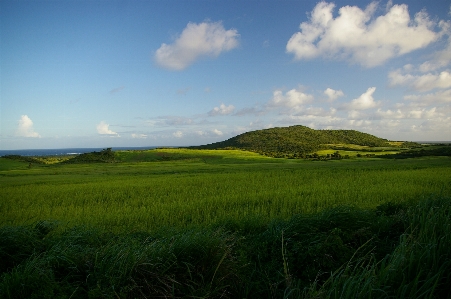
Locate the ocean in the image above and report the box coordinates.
[0,147,160,157]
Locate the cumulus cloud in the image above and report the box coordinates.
[324,88,344,101]
[389,69,451,92]
[155,21,239,70]
[212,129,223,136]
[346,87,378,110]
[286,1,439,67]
[16,115,40,138]
[209,103,235,116]
[96,121,119,136]
[268,88,314,108]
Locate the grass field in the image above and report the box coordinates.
[1,149,450,298]
[1,149,450,232]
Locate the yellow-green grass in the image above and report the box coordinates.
[1,150,450,233]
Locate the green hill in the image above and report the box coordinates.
[191,125,392,157]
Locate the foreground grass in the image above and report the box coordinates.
[1,195,450,298]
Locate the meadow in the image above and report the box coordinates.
[1,149,451,298]
[1,149,450,232]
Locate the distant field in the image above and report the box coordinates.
[1,149,450,232]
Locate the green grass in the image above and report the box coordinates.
[1,195,450,298]
[1,149,451,298]
[1,150,450,233]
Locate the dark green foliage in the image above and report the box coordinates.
[381,144,451,159]
[1,155,44,164]
[2,196,450,298]
[191,125,392,156]
[62,148,116,164]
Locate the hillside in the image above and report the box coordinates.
[191,125,392,157]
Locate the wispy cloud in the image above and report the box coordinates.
[131,133,147,139]
[287,1,440,67]
[16,115,41,138]
[109,86,125,94]
[155,21,239,70]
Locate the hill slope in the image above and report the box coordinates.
[192,125,391,156]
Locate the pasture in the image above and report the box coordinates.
[1,149,450,232]
[1,149,451,298]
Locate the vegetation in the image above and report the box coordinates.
[1,195,450,298]
[190,125,400,157]
[1,126,450,298]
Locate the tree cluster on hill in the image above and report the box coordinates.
[191,125,391,157]
[380,145,451,159]
[62,148,116,164]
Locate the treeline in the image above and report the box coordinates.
[2,148,116,165]
[1,155,45,165]
[62,148,116,164]
[192,125,392,156]
[381,144,451,159]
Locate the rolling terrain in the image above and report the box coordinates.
[190,125,412,158]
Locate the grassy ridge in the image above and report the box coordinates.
[191,125,397,156]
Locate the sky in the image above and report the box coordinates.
[1,0,451,150]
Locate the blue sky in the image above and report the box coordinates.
[1,0,450,150]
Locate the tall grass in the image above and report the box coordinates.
[1,157,450,232]
[1,195,450,298]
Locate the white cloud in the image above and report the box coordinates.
[16,115,41,138]
[96,121,119,136]
[268,88,313,108]
[375,108,405,119]
[407,107,440,119]
[389,69,451,92]
[212,129,223,136]
[346,87,378,110]
[173,130,183,138]
[155,21,239,70]
[209,103,235,116]
[131,133,147,139]
[419,33,451,72]
[147,116,194,127]
[324,88,344,101]
[404,89,451,103]
[286,1,439,67]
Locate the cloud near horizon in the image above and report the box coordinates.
[155,21,239,70]
[96,121,119,136]
[16,115,41,138]
[209,103,235,116]
[268,88,313,109]
[286,1,440,67]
